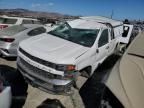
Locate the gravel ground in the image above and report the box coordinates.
[0,57,86,108]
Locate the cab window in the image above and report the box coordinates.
[98,29,109,47]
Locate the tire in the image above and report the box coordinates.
[80,70,90,78]
[80,67,91,78]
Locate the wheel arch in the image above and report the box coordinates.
[79,66,92,77]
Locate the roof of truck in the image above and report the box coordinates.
[67,18,107,29]
[81,16,123,27]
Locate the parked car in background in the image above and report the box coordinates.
[0,15,40,30]
[17,16,133,94]
[132,26,141,37]
[0,66,28,108]
[0,77,11,108]
[92,32,144,108]
[0,24,53,57]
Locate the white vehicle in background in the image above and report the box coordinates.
[0,15,40,30]
[0,78,11,108]
[17,16,133,94]
[0,24,53,57]
[0,66,28,108]
[120,24,134,44]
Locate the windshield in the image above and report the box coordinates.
[0,25,28,36]
[48,23,99,47]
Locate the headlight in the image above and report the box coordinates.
[56,65,75,71]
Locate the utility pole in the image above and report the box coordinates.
[111,10,114,19]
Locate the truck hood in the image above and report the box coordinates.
[19,33,89,64]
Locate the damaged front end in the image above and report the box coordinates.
[17,55,79,95]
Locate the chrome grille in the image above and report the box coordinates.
[18,57,62,79]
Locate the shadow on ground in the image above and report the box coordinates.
[0,65,28,108]
[79,55,121,108]
[37,98,65,108]
[2,57,17,61]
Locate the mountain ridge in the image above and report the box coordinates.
[0,8,78,19]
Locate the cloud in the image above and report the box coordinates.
[31,2,54,8]
[31,3,41,8]
[48,2,54,6]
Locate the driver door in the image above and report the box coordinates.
[96,29,110,63]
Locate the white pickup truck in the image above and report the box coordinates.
[17,16,133,94]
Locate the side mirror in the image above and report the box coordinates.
[96,49,99,53]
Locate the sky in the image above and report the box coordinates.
[0,0,144,20]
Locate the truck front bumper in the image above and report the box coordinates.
[17,63,74,95]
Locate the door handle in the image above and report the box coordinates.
[96,49,99,53]
[106,46,109,49]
